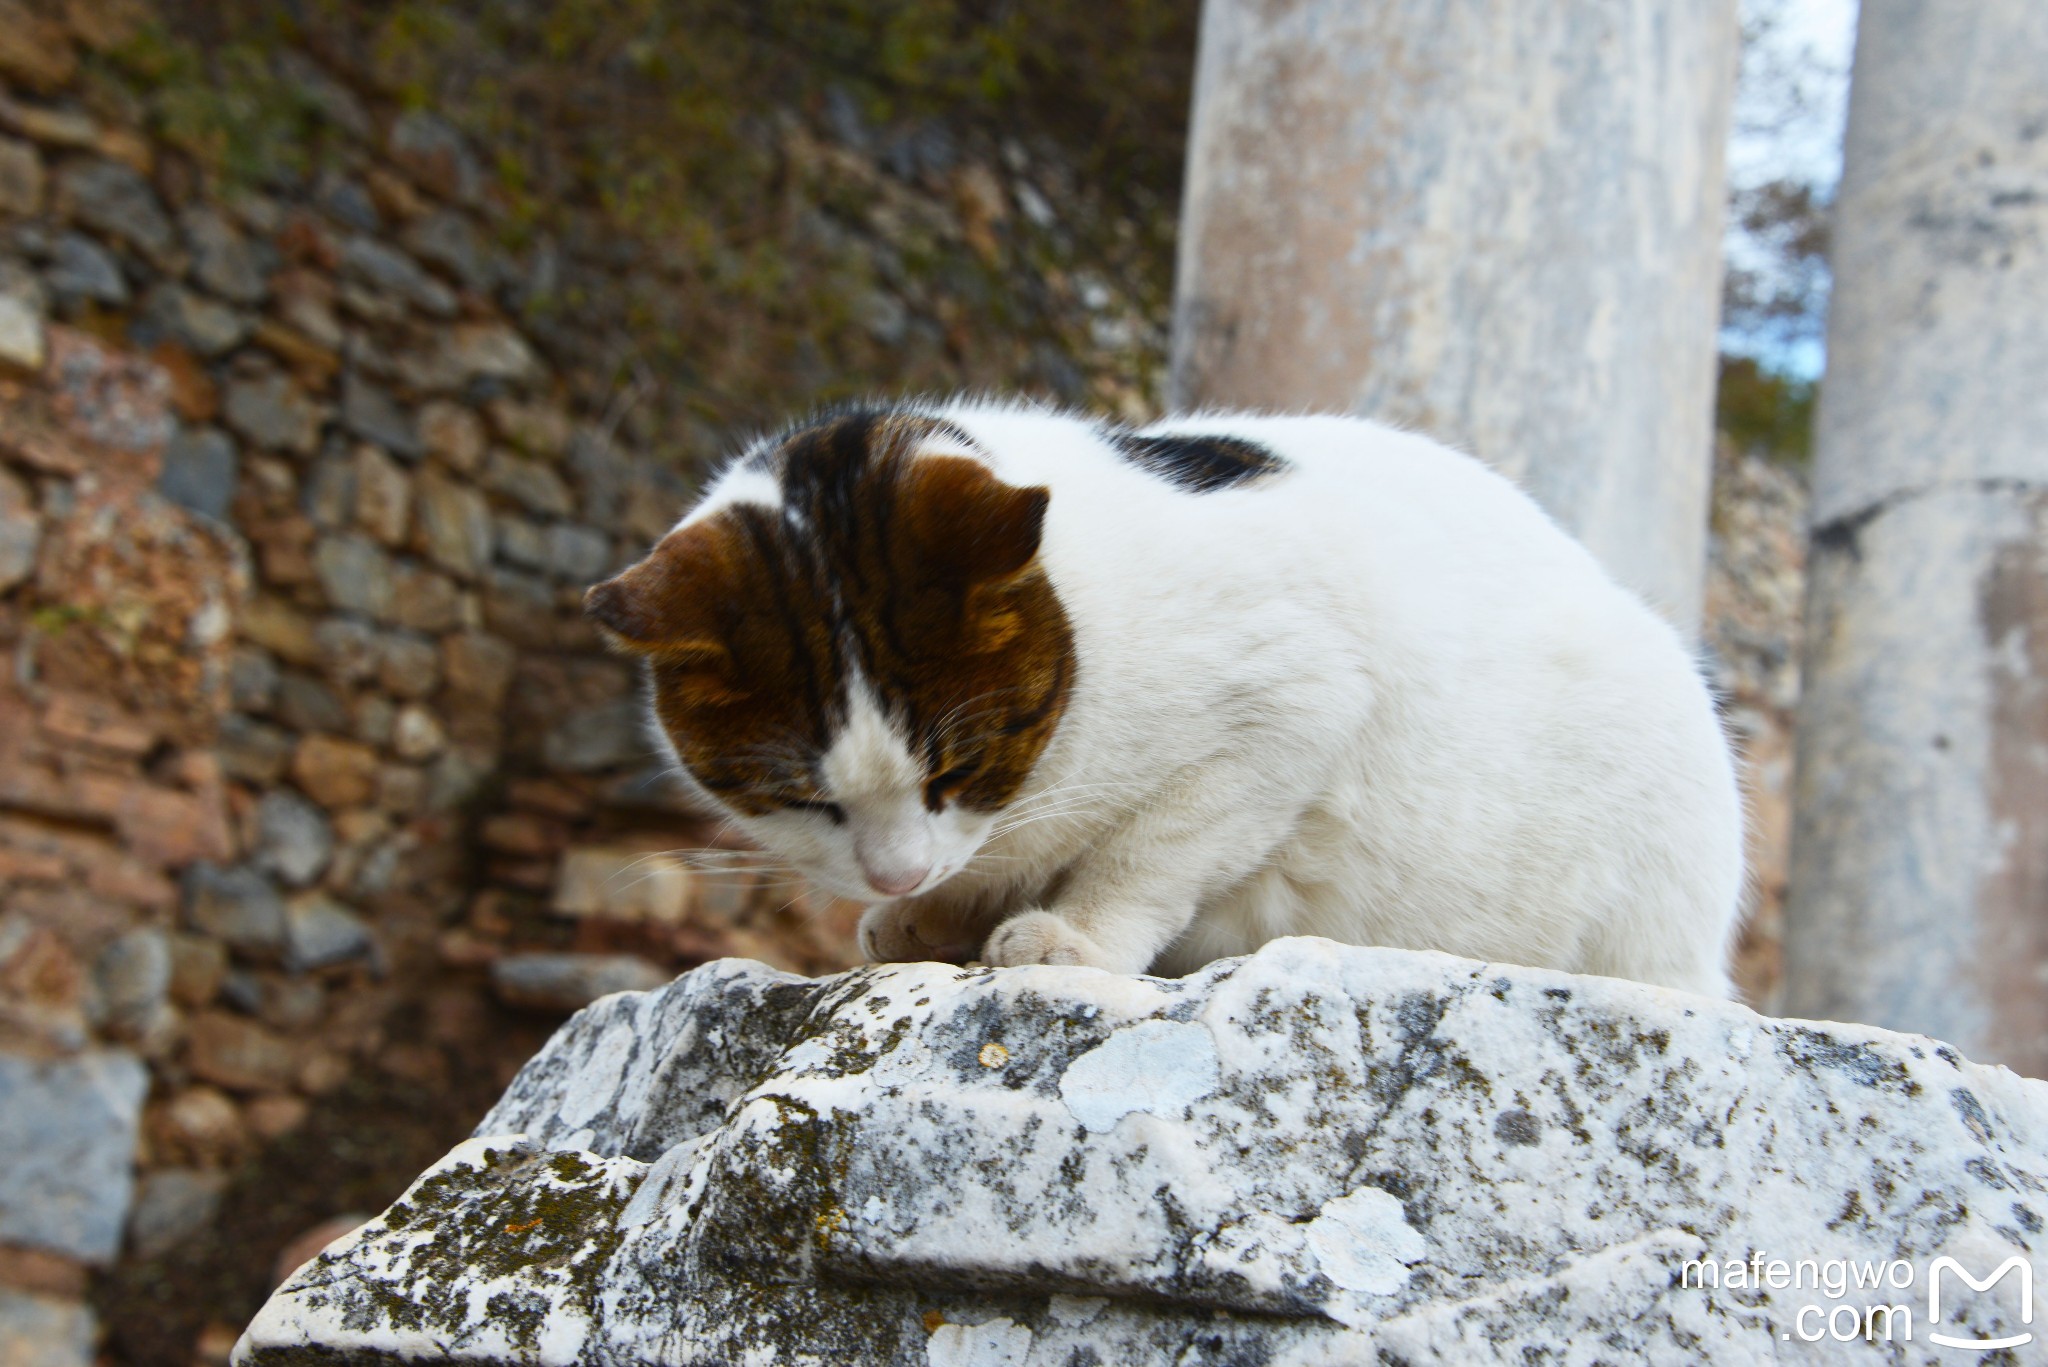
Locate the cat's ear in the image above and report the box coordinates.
[583,519,734,667]
[898,455,1050,585]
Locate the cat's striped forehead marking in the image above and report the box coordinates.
[591,409,1075,817]
[1107,429,1288,493]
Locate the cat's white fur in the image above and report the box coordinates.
[676,403,1745,997]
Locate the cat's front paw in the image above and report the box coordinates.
[858,897,984,964]
[982,910,1113,969]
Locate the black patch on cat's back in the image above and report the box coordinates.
[1108,428,1288,493]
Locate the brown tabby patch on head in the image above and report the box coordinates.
[584,411,1074,816]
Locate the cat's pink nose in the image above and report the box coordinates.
[864,865,929,897]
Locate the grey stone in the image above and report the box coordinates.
[93,928,171,1038]
[489,952,670,1013]
[301,448,356,529]
[386,561,463,633]
[339,236,454,317]
[312,615,381,686]
[312,532,395,620]
[482,449,572,517]
[156,425,238,521]
[218,714,294,784]
[391,704,444,761]
[42,231,125,304]
[425,747,492,812]
[0,287,42,370]
[353,441,410,544]
[224,372,323,455]
[275,51,372,140]
[184,862,287,957]
[377,632,439,699]
[127,1168,227,1259]
[388,111,482,203]
[137,282,249,356]
[404,209,492,293]
[437,322,538,386]
[353,693,394,748]
[547,523,612,583]
[0,134,43,216]
[0,1287,94,1367]
[338,374,419,460]
[228,646,281,712]
[313,171,379,233]
[284,894,372,972]
[415,470,493,576]
[567,430,628,523]
[274,672,348,734]
[0,465,39,590]
[255,791,334,888]
[492,513,547,571]
[55,159,175,266]
[172,295,264,377]
[542,697,647,772]
[0,1050,148,1263]
[238,941,2048,1366]
[181,204,268,304]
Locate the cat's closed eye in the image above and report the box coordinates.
[923,763,978,810]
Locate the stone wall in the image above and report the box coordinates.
[0,6,1172,1361]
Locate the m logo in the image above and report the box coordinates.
[1927,1256,2034,1351]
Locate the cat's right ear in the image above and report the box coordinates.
[583,520,733,667]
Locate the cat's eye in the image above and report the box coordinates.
[786,797,846,824]
[924,764,977,810]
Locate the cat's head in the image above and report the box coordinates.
[585,410,1074,903]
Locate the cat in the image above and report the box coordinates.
[586,401,1745,997]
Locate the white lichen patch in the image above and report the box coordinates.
[1057,1018,1220,1132]
[925,1316,1032,1366]
[1304,1186,1428,1307]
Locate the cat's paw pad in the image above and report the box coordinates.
[982,911,1101,968]
[858,900,980,964]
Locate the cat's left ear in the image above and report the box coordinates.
[582,518,736,669]
[898,455,1050,586]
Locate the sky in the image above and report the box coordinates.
[1723,0,1860,378]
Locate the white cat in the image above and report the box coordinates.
[588,401,1745,997]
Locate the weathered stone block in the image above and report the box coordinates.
[415,469,493,577]
[0,1049,147,1263]
[283,894,371,972]
[156,426,238,522]
[253,790,333,888]
[186,1011,297,1092]
[126,1166,227,1259]
[184,863,287,958]
[224,372,322,455]
[240,941,2048,1365]
[418,400,485,472]
[442,630,516,709]
[53,158,175,267]
[552,847,692,921]
[541,697,646,772]
[0,1286,94,1367]
[42,231,123,304]
[0,133,44,215]
[339,374,420,460]
[0,465,40,590]
[353,441,411,545]
[290,735,380,810]
[181,204,268,304]
[489,952,669,1013]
